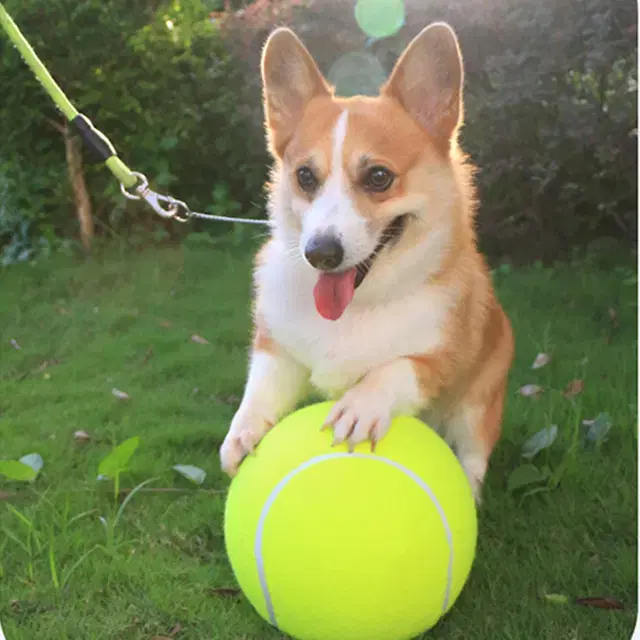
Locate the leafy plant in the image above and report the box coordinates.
[0,0,268,253]
[97,436,140,501]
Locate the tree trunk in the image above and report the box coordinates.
[64,125,94,251]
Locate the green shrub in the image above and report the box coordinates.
[223,0,636,264]
[457,0,637,263]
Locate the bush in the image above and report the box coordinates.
[454,0,637,263]
[223,0,637,264]
[1,0,636,265]
[0,0,268,255]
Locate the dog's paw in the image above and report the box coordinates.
[323,385,393,451]
[459,453,487,505]
[219,407,273,476]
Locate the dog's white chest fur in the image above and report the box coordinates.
[257,241,452,397]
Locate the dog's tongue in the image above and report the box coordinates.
[313,268,357,321]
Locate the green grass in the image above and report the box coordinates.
[0,240,637,639]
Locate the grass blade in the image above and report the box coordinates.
[60,545,102,590]
[113,476,158,531]
[48,531,59,590]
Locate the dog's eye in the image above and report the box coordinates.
[296,166,318,193]
[364,166,394,192]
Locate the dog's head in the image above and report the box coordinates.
[261,23,470,320]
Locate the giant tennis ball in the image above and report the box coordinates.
[223,402,477,640]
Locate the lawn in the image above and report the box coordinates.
[0,237,637,640]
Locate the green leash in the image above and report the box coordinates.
[0,2,271,226]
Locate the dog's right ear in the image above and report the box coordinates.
[261,28,330,158]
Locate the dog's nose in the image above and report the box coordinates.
[304,233,344,271]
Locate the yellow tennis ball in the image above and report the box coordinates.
[224,401,477,640]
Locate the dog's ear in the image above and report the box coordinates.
[381,23,464,152]
[261,27,331,157]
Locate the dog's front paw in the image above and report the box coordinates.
[219,406,273,477]
[323,385,393,452]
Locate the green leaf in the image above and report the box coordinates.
[98,437,140,478]
[0,460,38,482]
[159,136,179,150]
[544,593,570,605]
[173,464,206,485]
[507,464,549,493]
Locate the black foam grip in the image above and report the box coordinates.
[70,114,116,163]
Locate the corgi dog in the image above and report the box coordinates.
[219,22,514,502]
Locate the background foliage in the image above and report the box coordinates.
[0,0,268,262]
[0,0,636,265]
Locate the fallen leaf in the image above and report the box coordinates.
[36,359,60,373]
[74,430,91,442]
[531,353,551,369]
[507,463,549,493]
[168,623,182,636]
[608,308,619,328]
[191,334,209,345]
[522,425,558,459]
[20,453,43,476]
[575,596,624,610]
[207,587,241,598]
[112,388,130,401]
[211,394,241,406]
[519,384,544,398]
[10,339,21,350]
[564,379,584,399]
[584,413,612,443]
[142,346,154,365]
[544,593,569,605]
[173,465,206,486]
[161,320,173,328]
[56,306,71,316]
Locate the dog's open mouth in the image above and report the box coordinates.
[313,215,408,321]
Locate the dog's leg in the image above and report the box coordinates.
[448,380,508,504]
[324,357,425,451]
[220,336,309,476]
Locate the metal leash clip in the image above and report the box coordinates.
[120,171,191,223]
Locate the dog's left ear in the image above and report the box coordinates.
[382,23,464,152]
